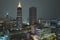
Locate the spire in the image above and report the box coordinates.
[18,2,22,8]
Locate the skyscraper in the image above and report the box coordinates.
[29,7,37,25]
[29,7,37,34]
[16,2,22,29]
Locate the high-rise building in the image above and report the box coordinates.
[6,13,10,20]
[16,2,22,29]
[6,13,9,19]
[29,7,37,34]
[29,7,37,25]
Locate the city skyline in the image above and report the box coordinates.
[0,0,60,22]
[0,0,59,40]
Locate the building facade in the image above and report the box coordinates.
[16,2,22,29]
[29,7,37,34]
[29,7,37,25]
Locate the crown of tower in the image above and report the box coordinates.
[18,2,22,8]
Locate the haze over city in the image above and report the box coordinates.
[0,0,60,22]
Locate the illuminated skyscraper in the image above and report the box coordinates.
[16,2,22,29]
[29,7,37,25]
[6,13,9,18]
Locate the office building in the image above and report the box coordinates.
[16,2,22,29]
[29,7,37,25]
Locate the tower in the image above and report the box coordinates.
[29,7,37,34]
[29,7,37,25]
[6,13,9,19]
[16,2,22,29]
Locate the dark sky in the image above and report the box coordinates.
[0,0,60,22]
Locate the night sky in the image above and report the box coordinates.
[0,0,60,22]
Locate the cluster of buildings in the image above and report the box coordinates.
[0,2,60,40]
[0,2,38,40]
[0,2,37,31]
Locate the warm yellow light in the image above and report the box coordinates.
[31,35,39,40]
[18,2,22,8]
